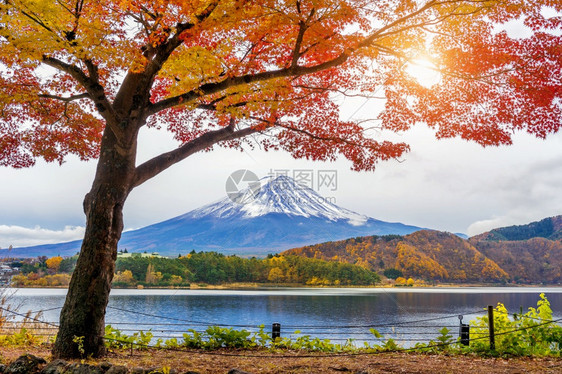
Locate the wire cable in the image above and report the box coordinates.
[107,305,485,330]
[2,306,561,359]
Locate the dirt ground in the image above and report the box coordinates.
[1,346,562,374]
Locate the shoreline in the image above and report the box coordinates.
[7,285,562,297]
[7,281,561,290]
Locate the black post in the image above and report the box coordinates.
[458,315,470,346]
[488,305,495,351]
[272,323,281,340]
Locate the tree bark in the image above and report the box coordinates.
[52,128,136,358]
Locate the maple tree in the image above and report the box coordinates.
[1,0,560,358]
[45,255,63,272]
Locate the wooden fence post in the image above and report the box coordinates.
[458,315,470,346]
[272,323,281,340]
[487,305,495,351]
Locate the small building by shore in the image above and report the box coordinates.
[117,251,164,258]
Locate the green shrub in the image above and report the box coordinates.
[104,325,153,350]
[469,293,562,356]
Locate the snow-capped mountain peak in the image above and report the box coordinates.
[189,175,368,225]
[8,175,423,257]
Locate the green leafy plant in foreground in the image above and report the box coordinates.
[468,293,562,356]
[414,327,455,354]
[272,332,355,352]
[72,335,85,357]
[0,327,43,346]
[100,294,562,356]
[201,326,253,349]
[180,326,257,349]
[104,325,153,350]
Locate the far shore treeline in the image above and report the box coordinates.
[8,252,380,288]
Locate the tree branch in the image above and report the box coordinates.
[41,56,122,137]
[291,6,316,69]
[291,21,307,68]
[150,0,220,74]
[113,0,220,122]
[38,93,90,102]
[276,122,379,151]
[147,1,466,116]
[145,0,497,123]
[84,59,99,82]
[355,0,441,49]
[132,123,258,188]
[147,51,351,116]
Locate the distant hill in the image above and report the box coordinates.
[4,176,422,258]
[471,237,562,284]
[283,230,509,283]
[468,216,562,284]
[473,216,562,241]
[284,215,562,284]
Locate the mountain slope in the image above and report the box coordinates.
[473,238,562,283]
[3,176,422,258]
[284,230,509,283]
[469,216,562,283]
[473,215,562,241]
[283,215,562,284]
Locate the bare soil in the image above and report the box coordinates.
[1,346,562,374]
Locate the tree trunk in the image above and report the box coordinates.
[52,129,136,358]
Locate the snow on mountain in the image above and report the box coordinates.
[5,176,422,257]
[189,175,368,226]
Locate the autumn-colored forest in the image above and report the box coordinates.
[284,216,562,284]
[9,251,380,287]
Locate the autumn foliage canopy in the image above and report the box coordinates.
[1,0,560,172]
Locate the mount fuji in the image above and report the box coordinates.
[5,176,422,257]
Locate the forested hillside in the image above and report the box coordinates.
[471,238,561,283]
[285,231,508,283]
[285,217,562,284]
[473,216,562,241]
[468,215,562,283]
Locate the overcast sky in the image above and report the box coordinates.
[1,14,561,249]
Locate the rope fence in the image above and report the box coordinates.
[2,304,561,358]
[96,315,562,359]
[107,305,487,329]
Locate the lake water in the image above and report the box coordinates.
[6,287,562,347]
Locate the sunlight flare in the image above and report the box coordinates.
[406,58,441,87]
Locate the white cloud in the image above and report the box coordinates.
[0,225,85,248]
[466,153,562,236]
[467,207,561,237]
[467,217,519,237]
